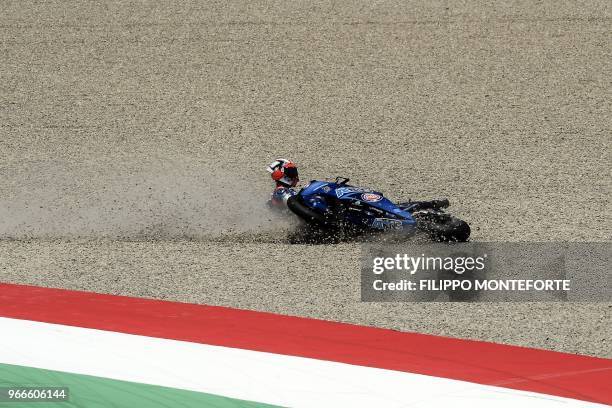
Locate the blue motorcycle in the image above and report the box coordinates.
[287,177,470,242]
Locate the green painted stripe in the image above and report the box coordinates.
[0,363,279,408]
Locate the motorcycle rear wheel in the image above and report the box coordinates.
[287,196,329,227]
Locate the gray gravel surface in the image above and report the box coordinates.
[1,1,611,357]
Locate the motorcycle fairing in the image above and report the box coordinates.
[298,180,416,232]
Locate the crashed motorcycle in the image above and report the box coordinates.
[286,177,470,242]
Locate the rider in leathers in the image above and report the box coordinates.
[266,158,299,208]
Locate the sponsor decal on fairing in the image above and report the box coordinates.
[361,193,383,202]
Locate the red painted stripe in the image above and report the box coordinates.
[0,283,610,404]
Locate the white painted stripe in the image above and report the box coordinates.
[0,317,603,408]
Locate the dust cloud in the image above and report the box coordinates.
[0,160,295,240]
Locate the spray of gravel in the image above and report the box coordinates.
[0,160,297,241]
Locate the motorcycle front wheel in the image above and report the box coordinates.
[415,215,471,242]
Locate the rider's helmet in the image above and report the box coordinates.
[266,158,299,187]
